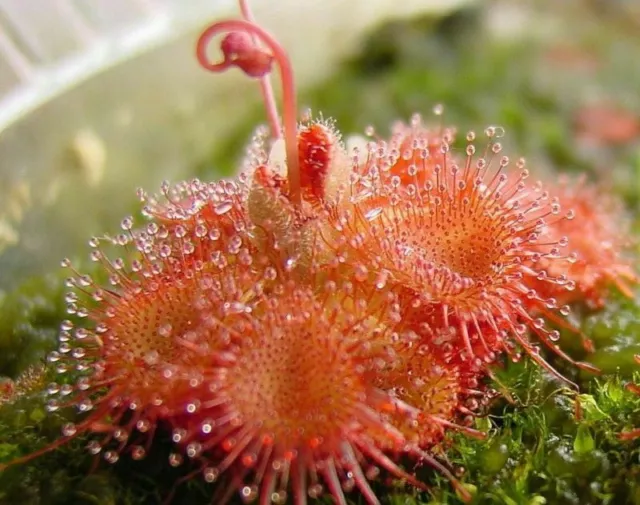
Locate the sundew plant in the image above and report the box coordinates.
[1,1,640,504]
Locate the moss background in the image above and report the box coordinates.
[1,1,640,504]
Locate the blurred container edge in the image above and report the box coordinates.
[0,0,473,290]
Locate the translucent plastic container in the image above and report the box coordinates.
[0,0,470,289]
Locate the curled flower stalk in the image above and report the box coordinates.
[196,17,301,206]
[238,0,281,137]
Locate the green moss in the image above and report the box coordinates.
[0,274,66,378]
[580,293,640,376]
[401,368,640,505]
